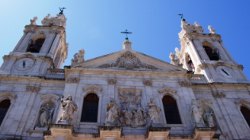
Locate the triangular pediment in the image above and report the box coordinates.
[74,50,185,72]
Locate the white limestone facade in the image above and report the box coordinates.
[0,14,249,140]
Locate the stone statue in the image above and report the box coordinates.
[132,107,146,127]
[208,25,216,34]
[30,17,38,25]
[123,109,132,126]
[71,49,85,66]
[105,99,120,126]
[147,98,161,124]
[169,52,179,66]
[203,108,215,127]
[191,100,204,127]
[36,102,55,128]
[58,96,77,124]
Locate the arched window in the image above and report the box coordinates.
[81,93,99,122]
[162,95,182,124]
[0,99,11,126]
[26,38,45,53]
[203,42,220,60]
[241,106,250,127]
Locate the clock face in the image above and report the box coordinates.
[14,58,35,71]
[216,66,232,78]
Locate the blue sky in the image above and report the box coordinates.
[0,0,249,79]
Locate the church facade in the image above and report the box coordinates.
[0,13,250,140]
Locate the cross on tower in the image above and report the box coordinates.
[121,29,132,40]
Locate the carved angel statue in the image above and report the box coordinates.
[208,25,216,34]
[30,17,38,25]
[147,98,161,124]
[203,108,215,127]
[191,100,204,127]
[105,98,120,126]
[71,49,85,66]
[58,96,77,124]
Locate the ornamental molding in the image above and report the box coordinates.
[26,85,40,93]
[107,79,117,85]
[118,88,142,95]
[212,92,225,98]
[99,51,158,70]
[66,77,80,83]
[143,79,152,86]
[83,85,102,93]
[158,87,176,94]
[178,80,192,87]
[0,92,17,101]
[40,94,60,103]
[235,99,250,106]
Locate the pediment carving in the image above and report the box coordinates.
[99,51,158,70]
[158,87,176,94]
[83,85,102,93]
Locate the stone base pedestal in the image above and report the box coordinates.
[44,124,73,140]
[194,127,215,140]
[99,126,121,140]
[147,126,170,140]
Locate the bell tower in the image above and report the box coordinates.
[171,18,247,83]
[0,13,67,76]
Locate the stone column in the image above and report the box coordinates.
[40,33,56,54]
[48,34,60,58]
[16,32,32,52]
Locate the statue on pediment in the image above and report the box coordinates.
[71,49,85,66]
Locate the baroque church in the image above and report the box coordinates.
[0,11,250,140]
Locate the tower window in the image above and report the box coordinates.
[241,106,250,127]
[0,99,11,126]
[162,95,182,124]
[26,38,45,53]
[203,45,220,61]
[81,93,99,122]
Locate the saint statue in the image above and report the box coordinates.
[191,100,203,127]
[147,98,161,124]
[203,108,215,128]
[105,99,120,126]
[36,102,55,128]
[71,49,85,66]
[58,96,77,124]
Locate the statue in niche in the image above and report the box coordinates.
[105,98,120,126]
[71,49,85,66]
[58,96,77,124]
[147,98,161,124]
[36,102,55,128]
[203,108,215,127]
[191,100,204,127]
